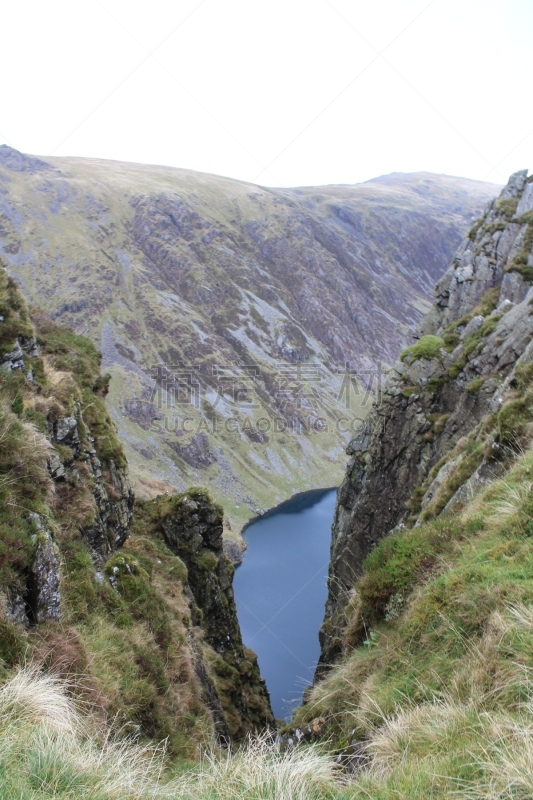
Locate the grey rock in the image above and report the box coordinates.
[516,181,533,217]
[47,453,66,480]
[50,410,134,563]
[159,491,274,734]
[53,417,79,446]
[6,592,27,626]
[443,461,503,514]
[420,455,463,511]
[500,169,528,199]
[223,539,244,566]
[461,315,484,339]
[28,513,61,623]
[0,145,52,173]
[317,169,533,675]
[0,340,25,371]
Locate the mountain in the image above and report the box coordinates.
[0,146,499,530]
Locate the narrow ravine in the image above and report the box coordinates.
[233,488,337,721]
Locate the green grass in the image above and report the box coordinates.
[495,197,519,218]
[0,668,353,800]
[445,288,500,335]
[291,441,533,798]
[401,335,445,362]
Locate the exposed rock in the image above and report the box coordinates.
[223,539,243,566]
[442,460,503,515]
[318,170,533,674]
[122,399,163,430]
[0,335,39,372]
[54,298,89,317]
[27,513,61,623]
[53,416,80,449]
[420,455,463,512]
[50,413,134,562]
[156,489,274,736]
[0,340,25,371]
[189,634,232,743]
[169,433,216,469]
[0,145,52,174]
[6,591,27,626]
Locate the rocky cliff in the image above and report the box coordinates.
[318,169,533,671]
[0,265,272,751]
[0,146,498,530]
[135,489,274,736]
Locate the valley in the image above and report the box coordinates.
[2,158,533,797]
[0,145,498,531]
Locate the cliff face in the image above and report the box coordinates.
[0,266,272,750]
[137,490,274,736]
[319,169,533,671]
[0,146,499,530]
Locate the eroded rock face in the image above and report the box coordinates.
[6,514,61,627]
[27,513,61,623]
[0,145,51,174]
[0,335,38,371]
[157,490,274,735]
[168,432,216,469]
[318,170,533,673]
[49,412,134,562]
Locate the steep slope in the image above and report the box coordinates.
[319,168,533,670]
[0,265,273,751]
[0,146,498,529]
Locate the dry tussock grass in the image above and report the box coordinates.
[0,667,346,799]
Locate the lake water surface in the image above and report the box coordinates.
[233,488,337,720]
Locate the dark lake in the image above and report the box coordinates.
[233,488,337,721]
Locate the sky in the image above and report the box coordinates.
[1,0,532,187]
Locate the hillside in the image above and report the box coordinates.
[0,266,273,754]
[0,146,499,529]
[318,168,533,669]
[285,168,533,795]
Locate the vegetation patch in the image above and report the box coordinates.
[495,197,519,218]
[468,217,484,240]
[445,288,500,335]
[505,222,533,283]
[400,335,445,363]
[442,332,460,352]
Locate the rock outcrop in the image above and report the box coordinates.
[144,489,275,737]
[50,411,134,562]
[318,170,533,672]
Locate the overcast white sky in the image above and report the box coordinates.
[1,0,531,187]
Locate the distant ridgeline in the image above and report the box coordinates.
[0,263,273,755]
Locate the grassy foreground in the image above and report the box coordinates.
[0,668,347,800]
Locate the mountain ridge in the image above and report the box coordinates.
[0,146,499,529]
